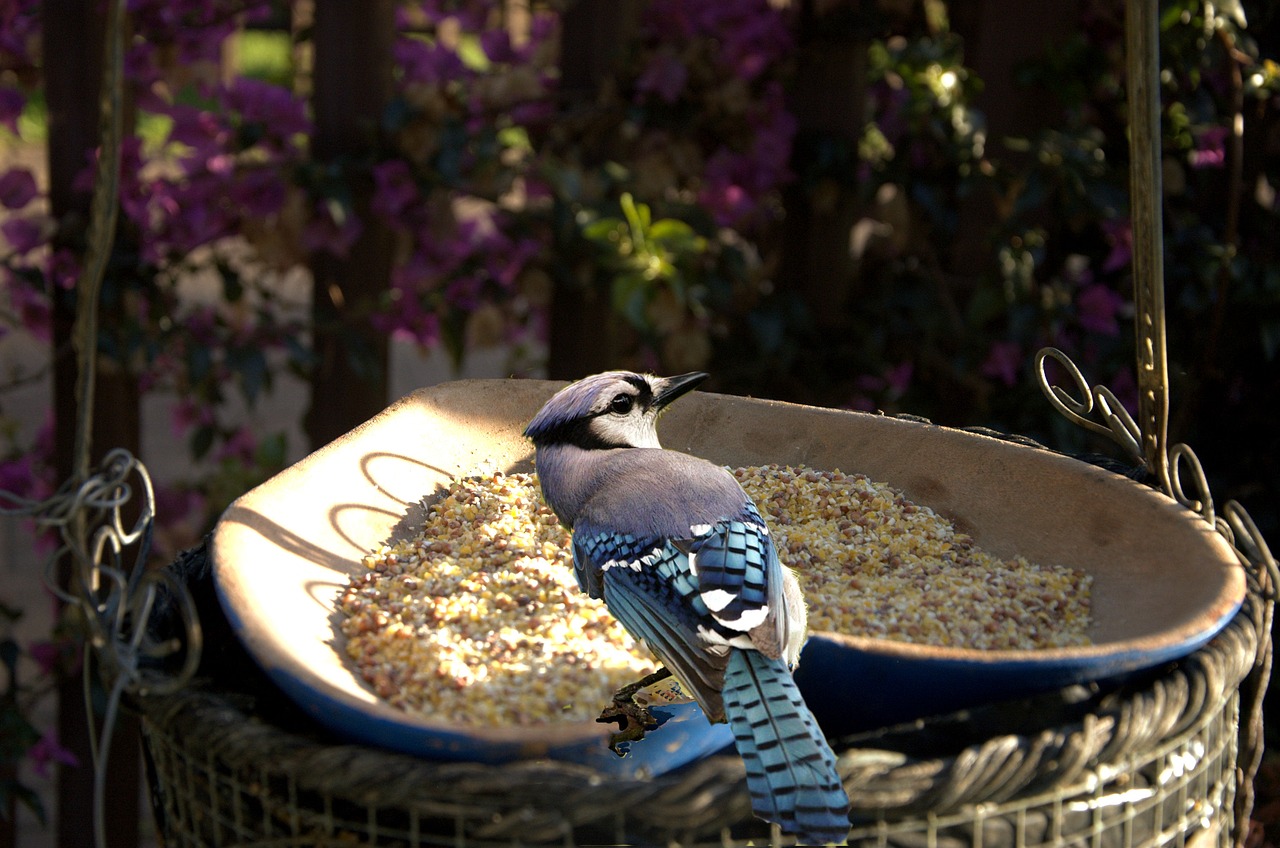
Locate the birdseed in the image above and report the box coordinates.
[337,465,1092,726]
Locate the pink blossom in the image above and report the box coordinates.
[1076,284,1126,336]
[0,166,37,209]
[28,732,79,779]
[1189,125,1229,169]
[981,340,1023,387]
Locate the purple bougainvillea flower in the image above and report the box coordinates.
[981,340,1023,387]
[371,160,420,223]
[1190,125,1230,169]
[395,38,467,86]
[301,200,364,259]
[28,732,79,779]
[1,215,45,255]
[1076,283,1127,336]
[0,166,38,209]
[224,77,311,143]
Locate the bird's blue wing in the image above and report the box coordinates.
[595,537,732,719]
[573,513,792,719]
[572,529,660,600]
[684,502,791,657]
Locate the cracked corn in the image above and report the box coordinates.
[733,466,1092,651]
[337,466,1091,726]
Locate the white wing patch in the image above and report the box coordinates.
[697,626,754,651]
[718,604,770,632]
[701,588,735,612]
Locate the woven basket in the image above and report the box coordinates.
[137,530,1271,848]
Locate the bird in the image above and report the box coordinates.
[524,370,850,845]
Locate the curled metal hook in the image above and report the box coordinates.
[1166,442,1213,525]
[1035,347,1144,464]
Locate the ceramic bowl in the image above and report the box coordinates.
[211,379,1246,770]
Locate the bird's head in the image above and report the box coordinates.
[524,371,708,450]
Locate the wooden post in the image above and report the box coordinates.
[304,0,396,448]
[544,0,642,380]
[42,3,142,847]
[776,0,871,325]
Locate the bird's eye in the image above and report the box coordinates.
[609,394,634,414]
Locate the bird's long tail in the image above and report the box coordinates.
[722,649,849,845]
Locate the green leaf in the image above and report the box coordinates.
[582,218,623,243]
[648,218,696,245]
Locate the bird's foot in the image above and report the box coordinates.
[596,668,672,755]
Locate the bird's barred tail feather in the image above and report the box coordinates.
[722,649,849,845]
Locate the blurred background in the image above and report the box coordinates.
[2,0,1278,844]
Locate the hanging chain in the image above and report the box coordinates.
[1125,0,1173,496]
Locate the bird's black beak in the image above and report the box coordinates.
[652,371,708,410]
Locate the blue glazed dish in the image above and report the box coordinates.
[211,379,1246,772]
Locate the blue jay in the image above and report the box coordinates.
[525,371,850,844]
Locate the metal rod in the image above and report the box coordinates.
[1124,0,1171,491]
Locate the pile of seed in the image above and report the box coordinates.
[337,466,1092,726]
[734,465,1092,650]
[338,472,653,726]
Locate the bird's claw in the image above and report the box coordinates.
[597,700,658,754]
[596,667,672,755]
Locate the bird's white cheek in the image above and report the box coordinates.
[592,415,661,448]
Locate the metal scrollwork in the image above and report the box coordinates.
[1034,347,1145,465]
[1035,346,1277,597]
[1,449,201,848]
